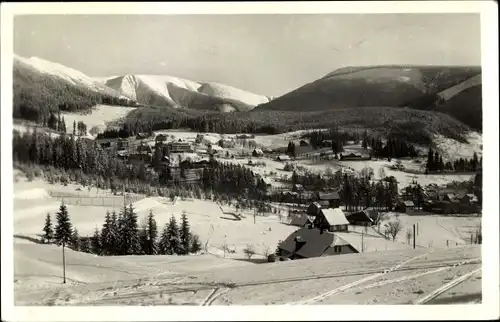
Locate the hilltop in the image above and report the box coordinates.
[102,75,272,112]
[255,65,482,131]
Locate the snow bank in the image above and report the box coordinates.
[132,197,168,212]
[14,188,50,200]
[433,132,482,161]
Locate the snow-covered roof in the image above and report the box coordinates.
[277,154,291,160]
[320,208,349,226]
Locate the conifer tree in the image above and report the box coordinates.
[73,120,77,136]
[120,204,141,255]
[71,228,80,251]
[426,148,434,172]
[110,210,119,253]
[91,228,101,255]
[146,210,159,255]
[61,116,67,133]
[54,202,73,246]
[80,237,91,253]
[179,211,191,255]
[42,213,54,244]
[190,234,202,254]
[159,223,171,255]
[100,211,114,255]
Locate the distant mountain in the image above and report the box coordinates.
[101,74,272,112]
[14,55,127,99]
[13,55,137,122]
[255,65,482,130]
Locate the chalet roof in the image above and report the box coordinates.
[295,146,315,156]
[334,232,413,253]
[317,191,340,200]
[279,228,338,258]
[253,148,264,154]
[308,202,322,210]
[402,200,415,207]
[320,208,349,226]
[277,155,291,161]
[346,210,374,224]
[318,200,330,207]
[290,216,313,227]
[293,184,304,190]
[446,193,457,200]
[363,208,379,220]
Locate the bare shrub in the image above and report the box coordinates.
[406,228,413,245]
[261,244,271,257]
[387,218,403,241]
[243,244,256,259]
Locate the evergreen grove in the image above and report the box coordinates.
[13,129,268,201]
[42,202,202,256]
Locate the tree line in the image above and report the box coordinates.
[92,105,468,146]
[42,202,202,256]
[277,167,399,212]
[363,134,419,159]
[13,129,268,203]
[13,66,137,124]
[426,148,481,173]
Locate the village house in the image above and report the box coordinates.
[294,145,316,158]
[395,200,416,213]
[117,138,130,151]
[456,192,479,205]
[346,209,375,226]
[137,143,152,155]
[289,215,314,228]
[307,202,323,217]
[277,154,291,162]
[252,148,264,157]
[339,153,363,161]
[277,224,413,260]
[314,191,341,208]
[218,138,235,148]
[299,140,309,146]
[277,227,358,259]
[168,141,193,153]
[209,145,223,154]
[292,184,305,193]
[313,208,349,232]
[155,134,167,144]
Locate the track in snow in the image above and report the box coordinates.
[288,250,436,305]
[414,267,482,304]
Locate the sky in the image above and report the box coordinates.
[14,14,481,96]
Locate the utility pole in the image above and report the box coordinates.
[361,230,364,252]
[413,224,416,249]
[417,222,419,236]
[62,242,66,284]
[254,206,256,224]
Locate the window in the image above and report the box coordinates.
[334,246,341,253]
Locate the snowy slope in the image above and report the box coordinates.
[198,82,271,107]
[103,74,271,111]
[13,54,126,98]
[437,74,482,102]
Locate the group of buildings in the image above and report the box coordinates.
[278,201,413,260]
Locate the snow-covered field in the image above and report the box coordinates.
[61,104,136,135]
[433,132,483,161]
[379,213,481,249]
[13,174,297,258]
[14,242,481,306]
[12,171,482,306]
